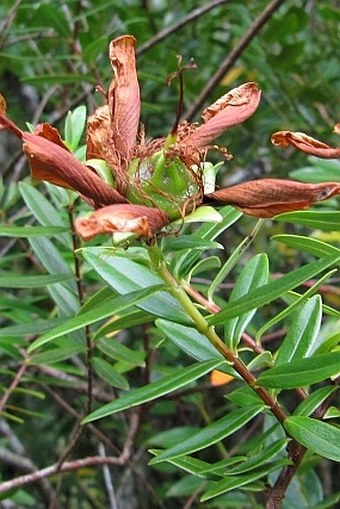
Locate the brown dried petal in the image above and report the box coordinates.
[205,179,340,218]
[0,93,6,114]
[271,131,340,159]
[75,204,169,241]
[86,105,111,160]
[182,82,261,148]
[0,112,23,138]
[108,35,141,161]
[22,132,126,206]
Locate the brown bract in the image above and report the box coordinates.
[272,130,340,159]
[205,179,340,217]
[75,204,169,241]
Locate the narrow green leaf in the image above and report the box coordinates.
[275,211,340,232]
[272,235,340,261]
[224,254,269,350]
[156,319,224,362]
[257,351,340,388]
[161,236,223,252]
[201,460,289,501]
[149,405,263,464]
[82,249,190,324]
[93,357,129,390]
[276,295,322,365]
[28,285,164,351]
[227,438,287,474]
[96,337,145,367]
[22,74,96,85]
[0,273,72,288]
[209,254,340,325]
[0,318,64,337]
[0,226,69,237]
[284,416,340,462]
[294,386,337,416]
[82,360,223,423]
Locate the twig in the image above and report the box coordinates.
[136,0,231,57]
[0,357,28,414]
[184,0,288,121]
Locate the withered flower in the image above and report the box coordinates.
[1,35,339,241]
[271,129,340,158]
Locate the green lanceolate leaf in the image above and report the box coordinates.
[275,295,322,365]
[92,357,129,390]
[0,226,69,237]
[275,211,340,232]
[96,337,145,367]
[149,405,264,464]
[294,386,337,417]
[28,284,164,351]
[201,459,289,501]
[257,351,340,389]
[208,253,340,325]
[284,416,340,462]
[224,253,269,350]
[272,235,340,262]
[82,360,223,423]
[82,248,190,324]
[0,273,73,288]
[156,319,224,362]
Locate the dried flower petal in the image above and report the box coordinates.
[75,204,169,241]
[271,131,340,158]
[108,35,140,162]
[86,105,111,160]
[182,82,261,148]
[205,179,340,217]
[0,93,6,114]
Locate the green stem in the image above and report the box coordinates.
[149,243,288,428]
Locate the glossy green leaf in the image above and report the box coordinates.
[255,269,336,340]
[94,309,153,338]
[273,235,340,261]
[0,318,64,337]
[275,211,340,232]
[0,273,73,288]
[93,357,129,390]
[294,386,337,416]
[208,254,340,325]
[149,405,263,464]
[82,360,223,423]
[64,105,86,151]
[276,295,322,365]
[96,337,145,367]
[257,351,340,388]
[82,249,190,324]
[161,235,223,252]
[19,182,70,246]
[156,319,224,362]
[224,254,269,350]
[0,226,69,237]
[227,438,287,474]
[201,460,289,501]
[28,284,164,351]
[284,416,340,461]
[290,157,340,183]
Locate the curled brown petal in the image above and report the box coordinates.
[204,179,340,218]
[0,111,23,138]
[108,35,140,162]
[0,93,7,114]
[271,131,340,159]
[181,82,261,149]
[86,105,111,160]
[75,204,169,241]
[22,132,126,206]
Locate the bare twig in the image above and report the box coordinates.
[184,0,288,121]
[136,0,231,57]
[0,357,28,414]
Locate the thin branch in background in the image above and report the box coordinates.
[184,0,288,121]
[99,442,118,509]
[0,355,28,414]
[136,0,231,57]
[0,0,23,50]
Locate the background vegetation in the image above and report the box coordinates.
[0,1,339,508]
